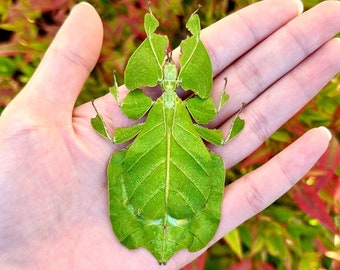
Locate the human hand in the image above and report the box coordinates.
[0,1,339,269]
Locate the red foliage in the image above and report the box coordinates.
[239,144,274,169]
[314,137,340,213]
[292,181,337,233]
[332,260,340,270]
[228,259,252,270]
[331,103,340,135]
[28,0,70,13]
[183,252,207,270]
[314,137,340,190]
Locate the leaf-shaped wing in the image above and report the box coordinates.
[124,12,168,90]
[108,96,225,264]
[108,151,224,264]
[178,12,212,98]
[123,97,212,219]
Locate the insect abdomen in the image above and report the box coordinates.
[123,97,213,220]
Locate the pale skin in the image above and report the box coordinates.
[0,0,339,269]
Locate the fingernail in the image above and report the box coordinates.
[78,1,94,8]
[318,126,332,141]
[295,0,304,13]
[72,2,95,12]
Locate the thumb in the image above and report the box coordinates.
[7,3,103,123]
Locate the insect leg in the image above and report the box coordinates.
[194,103,245,145]
[113,123,144,144]
[91,100,112,141]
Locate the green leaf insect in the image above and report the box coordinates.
[91,6,245,265]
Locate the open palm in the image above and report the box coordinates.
[0,1,339,269]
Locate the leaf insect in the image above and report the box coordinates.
[91,4,245,265]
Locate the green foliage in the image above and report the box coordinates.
[1,0,339,269]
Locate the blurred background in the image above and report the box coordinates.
[0,0,339,269]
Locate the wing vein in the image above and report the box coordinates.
[173,122,210,175]
[127,157,166,200]
[170,158,208,201]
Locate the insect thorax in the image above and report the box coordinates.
[163,91,177,108]
[161,61,179,93]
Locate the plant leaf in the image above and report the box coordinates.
[224,228,243,259]
[229,259,252,270]
[183,252,207,270]
[292,181,337,233]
